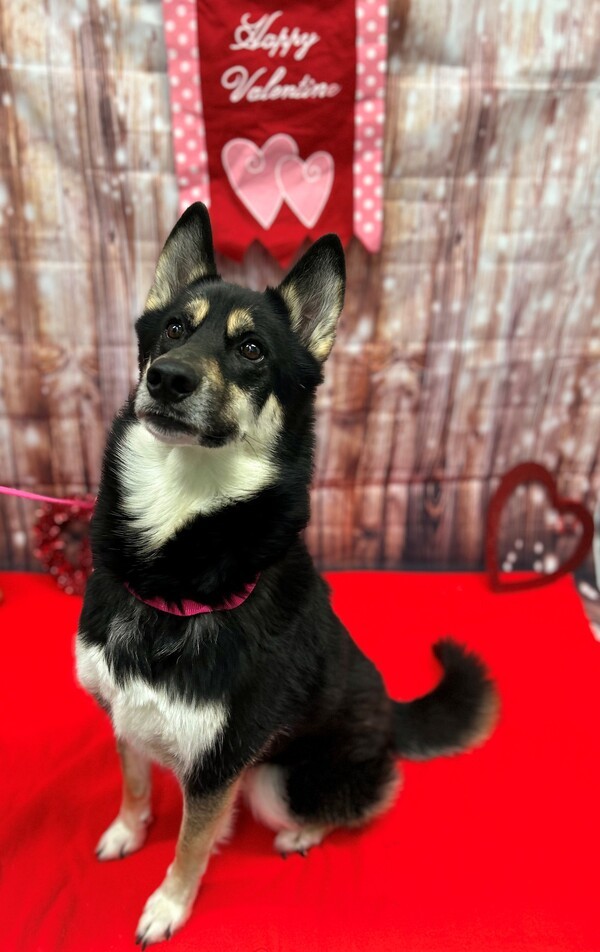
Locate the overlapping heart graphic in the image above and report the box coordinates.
[222,134,334,230]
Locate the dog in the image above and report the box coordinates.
[75,203,498,947]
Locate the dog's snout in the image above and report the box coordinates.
[146,360,199,403]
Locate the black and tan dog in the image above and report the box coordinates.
[75,204,498,947]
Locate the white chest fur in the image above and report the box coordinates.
[75,637,228,777]
[116,421,278,553]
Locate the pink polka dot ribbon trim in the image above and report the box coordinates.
[355,0,388,252]
[163,0,210,213]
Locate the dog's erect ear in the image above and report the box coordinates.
[275,235,345,362]
[144,203,218,312]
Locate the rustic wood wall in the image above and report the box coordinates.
[1,0,599,573]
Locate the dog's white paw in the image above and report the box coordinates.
[274,826,327,857]
[95,814,151,861]
[135,886,193,948]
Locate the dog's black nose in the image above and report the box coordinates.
[146,360,199,402]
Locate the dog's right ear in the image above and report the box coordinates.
[143,203,218,313]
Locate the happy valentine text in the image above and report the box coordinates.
[221,10,342,103]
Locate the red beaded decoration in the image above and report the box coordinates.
[32,498,95,596]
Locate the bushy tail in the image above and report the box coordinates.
[393,639,499,760]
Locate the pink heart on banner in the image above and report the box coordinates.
[276,152,335,228]
[221,134,298,229]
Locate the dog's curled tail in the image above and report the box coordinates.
[393,639,499,760]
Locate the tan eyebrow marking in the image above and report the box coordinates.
[188,298,210,327]
[226,307,254,337]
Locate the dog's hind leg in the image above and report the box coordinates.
[245,751,401,858]
[243,764,335,856]
[96,738,153,860]
[135,780,240,947]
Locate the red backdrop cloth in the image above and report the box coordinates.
[1,571,599,951]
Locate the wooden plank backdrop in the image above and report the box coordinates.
[1,0,599,575]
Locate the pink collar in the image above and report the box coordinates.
[125,578,258,616]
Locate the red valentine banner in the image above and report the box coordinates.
[163,1,388,263]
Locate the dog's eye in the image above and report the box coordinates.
[240,341,263,361]
[165,320,184,340]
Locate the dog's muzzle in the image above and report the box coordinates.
[136,360,237,448]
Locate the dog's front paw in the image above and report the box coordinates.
[135,886,193,948]
[95,814,151,861]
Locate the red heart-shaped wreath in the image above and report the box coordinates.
[33,498,94,596]
[486,462,594,593]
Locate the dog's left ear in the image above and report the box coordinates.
[144,203,218,312]
[275,235,345,362]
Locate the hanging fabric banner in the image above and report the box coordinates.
[163,1,388,264]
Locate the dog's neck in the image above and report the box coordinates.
[92,403,313,605]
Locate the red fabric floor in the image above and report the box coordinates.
[1,570,599,951]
